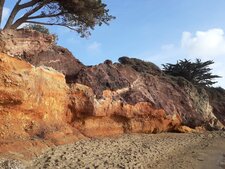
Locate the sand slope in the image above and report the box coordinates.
[21,132,225,169]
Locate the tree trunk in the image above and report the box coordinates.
[4,0,49,30]
[0,0,5,27]
[10,17,26,29]
[10,1,48,30]
[4,0,22,29]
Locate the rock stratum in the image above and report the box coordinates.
[0,29,224,160]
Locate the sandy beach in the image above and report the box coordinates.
[1,131,225,169]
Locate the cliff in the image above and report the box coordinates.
[206,87,225,126]
[0,29,84,81]
[0,52,181,158]
[73,57,223,129]
[0,29,224,159]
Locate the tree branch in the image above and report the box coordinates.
[21,0,52,18]
[4,0,22,29]
[27,12,64,20]
[0,0,5,27]
[19,0,40,9]
[25,20,77,31]
[10,0,52,29]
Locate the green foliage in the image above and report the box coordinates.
[23,24,50,34]
[57,0,115,37]
[1,0,115,37]
[162,59,221,86]
[23,24,58,43]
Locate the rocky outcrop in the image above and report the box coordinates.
[0,30,224,160]
[0,29,84,81]
[72,57,223,129]
[0,52,67,139]
[0,53,181,159]
[206,87,225,126]
[0,53,84,158]
[68,84,181,137]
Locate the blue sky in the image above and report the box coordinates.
[2,0,225,87]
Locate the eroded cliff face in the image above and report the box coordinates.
[206,87,225,126]
[68,84,181,137]
[0,29,224,159]
[0,53,181,159]
[0,53,84,158]
[72,57,222,129]
[0,29,84,80]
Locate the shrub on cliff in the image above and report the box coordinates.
[0,0,115,37]
[23,24,50,34]
[162,59,221,86]
[23,24,58,43]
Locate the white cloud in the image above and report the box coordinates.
[181,28,225,87]
[181,28,225,59]
[145,28,225,88]
[87,41,102,54]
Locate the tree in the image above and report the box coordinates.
[0,0,5,25]
[162,59,221,86]
[0,0,115,37]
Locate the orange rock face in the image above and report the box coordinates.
[0,53,182,159]
[0,53,84,158]
[0,29,54,57]
[68,84,181,137]
[0,52,69,138]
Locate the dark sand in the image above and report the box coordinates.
[1,131,225,169]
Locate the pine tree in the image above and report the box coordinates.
[162,59,221,86]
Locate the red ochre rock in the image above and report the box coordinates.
[69,84,182,137]
[0,53,182,159]
[0,53,83,159]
